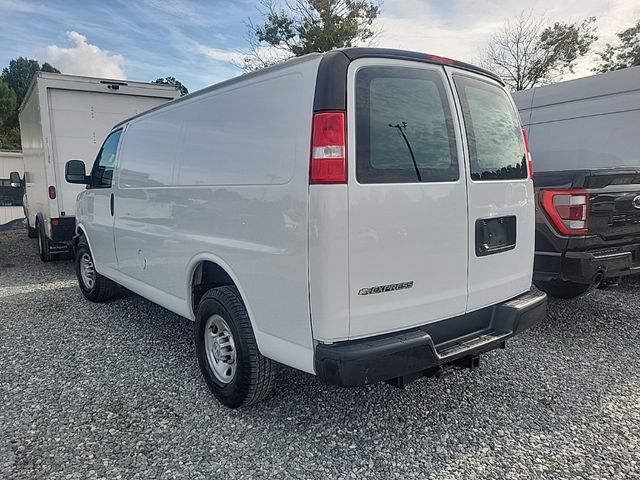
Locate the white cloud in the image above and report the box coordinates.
[376,0,640,81]
[45,31,126,79]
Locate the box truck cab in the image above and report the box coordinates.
[65,49,547,408]
[16,72,180,261]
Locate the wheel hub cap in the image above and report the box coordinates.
[204,314,237,384]
[80,252,95,289]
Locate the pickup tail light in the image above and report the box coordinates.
[540,189,589,235]
[310,111,346,184]
[522,128,533,178]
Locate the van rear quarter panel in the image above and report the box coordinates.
[113,57,321,373]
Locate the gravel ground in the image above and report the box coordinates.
[1,230,639,480]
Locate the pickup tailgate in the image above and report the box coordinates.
[586,169,640,241]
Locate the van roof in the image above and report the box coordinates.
[113,48,502,129]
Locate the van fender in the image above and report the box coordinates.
[184,252,260,336]
[74,223,92,252]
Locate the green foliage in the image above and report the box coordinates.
[595,20,640,72]
[0,81,17,127]
[245,0,380,71]
[0,57,61,150]
[1,57,60,107]
[481,13,598,91]
[152,76,189,96]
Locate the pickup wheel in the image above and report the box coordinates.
[195,286,274,408]
[75,239,117,302]
[37,221,54,262]
[535,279,591,299]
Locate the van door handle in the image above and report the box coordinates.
[110,193,114,216]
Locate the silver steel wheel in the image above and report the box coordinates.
[79,252,96,290]
[204,314,237,384]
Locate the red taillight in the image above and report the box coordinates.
[310,111,346,184]
[48,185,56,199]
[522,128,533,178]
[540,189,589,236]
[51,218,59,226]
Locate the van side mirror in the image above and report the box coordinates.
[65,160,89,184]
[9,171,21,187]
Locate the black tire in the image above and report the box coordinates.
[534,279,591,299]
[195,286,275,408]
[37,221,54,262]
[75,238,118,302]
[26,219,37,238]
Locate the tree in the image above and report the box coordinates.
[0,81,16,126]
[152,76,189,96]
[594,20,640,72]
[243,0,381,71]
[0,81,19,150]
[479,13,598,91]
[0,58,60,150]
[1,57,60,107]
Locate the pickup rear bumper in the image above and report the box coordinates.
[535,242,640,284]
[314,288,547,387]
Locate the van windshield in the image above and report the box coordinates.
[454,75,527,181]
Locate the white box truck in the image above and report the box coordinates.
[64,48,547,408]
[16,72,180,261]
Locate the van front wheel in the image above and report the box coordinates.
[195,286,274,408]
[75,239,117,302]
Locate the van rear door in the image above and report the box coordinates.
[447,69,535,311]
[346,59,469,339]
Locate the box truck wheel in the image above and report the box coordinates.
[26,219,37,238]
[195,286,275,408]
[74,238,117,302]
[37,221,54,262]
[534,279,591,299]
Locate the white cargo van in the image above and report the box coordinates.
[16,72,180,261]
[65,49,547,408]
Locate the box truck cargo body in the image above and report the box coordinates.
[18,72,180,261]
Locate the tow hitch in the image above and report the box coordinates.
[385,355,481,389]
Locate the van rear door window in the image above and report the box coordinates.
[355,66,459,184]
[454,75,527,181]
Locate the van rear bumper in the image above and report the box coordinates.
[314,288,547,387]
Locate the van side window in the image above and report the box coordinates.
[454,75,527,181]
[355,66,459,184]
[89,129,122,188]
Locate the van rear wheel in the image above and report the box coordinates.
[195,286,274,408]
[534,279,591,299]
[75,238,117,302]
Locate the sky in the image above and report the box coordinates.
[0,0,638,93]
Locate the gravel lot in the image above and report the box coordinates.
[1,230,639,480]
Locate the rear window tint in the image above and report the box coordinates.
[454,75,527,181]
[355,66,459,184]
